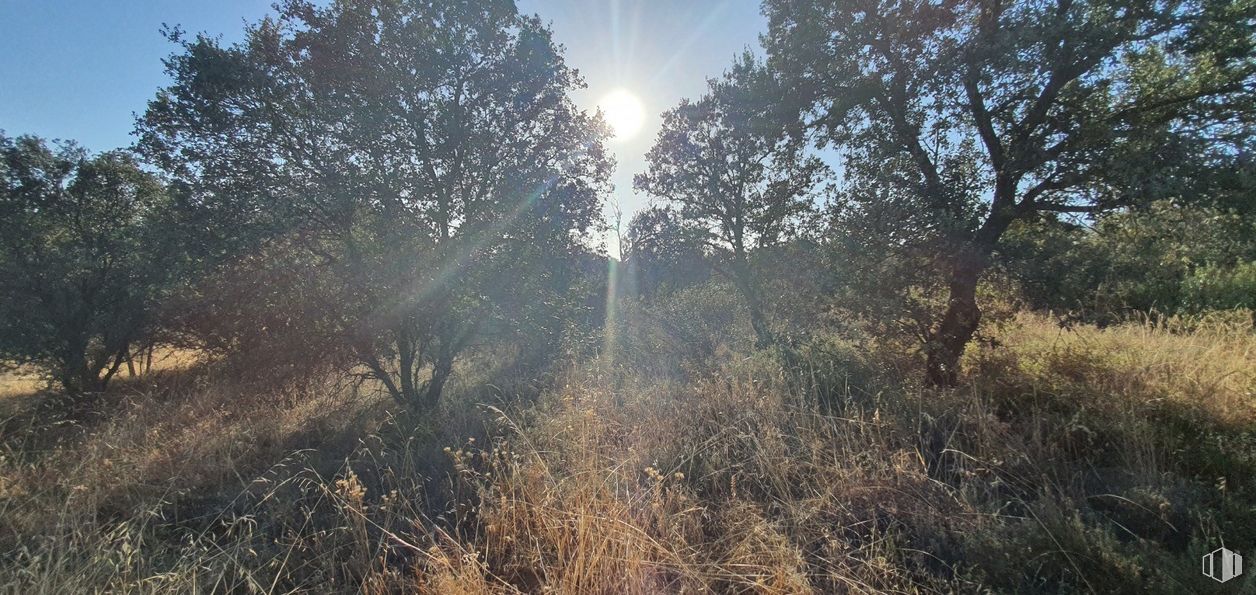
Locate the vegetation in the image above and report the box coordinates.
[136,0,611,410]
[0,134,185,394]
[3,313,1255,593]
[2,0,1255,592]
[764,0,1256,384]
[635,53,826,347]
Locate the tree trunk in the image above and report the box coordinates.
[924,185,1019,388]
[396,326,419,406]
[362,332,453,412]
[97,347,128,391]
[925,250,986,387]
[746,290,774,349]
[63,352,121,395]
[731,257,774,348]
[422,352,453,409]
[357,349,406,408]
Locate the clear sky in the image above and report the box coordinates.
[0,0,767,251]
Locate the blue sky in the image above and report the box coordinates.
[0,0,767,247]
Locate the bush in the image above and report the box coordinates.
[1182,261,1256,313]
[1000,203,1256,321]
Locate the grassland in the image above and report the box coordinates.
[1,313,1254,593]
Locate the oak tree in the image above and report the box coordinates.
[766,0,1256,384]
[0,134,182,394]
[636,55,827,347]
[139,0,611,409]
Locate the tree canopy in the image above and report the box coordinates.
[138,0,612,408]
[635,54,827,346]
[765,0,1256,384]
[0,134,183,393]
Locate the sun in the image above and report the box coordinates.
[598,89,646,141]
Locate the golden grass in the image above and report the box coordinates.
[0,347,203,413]
[1,313,1254,593]
[978,311,1256,422]
[0,371,40,400]
[410,358,923,592]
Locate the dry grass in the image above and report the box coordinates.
[1,313,1254,593]
[0,347,202,415]
[0,371,40,402]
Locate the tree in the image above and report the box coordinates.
[635,54,827,347]
[138,0,611,410]
[765,0,1256,385]
[620,205,712,297]
[0,134,182,394]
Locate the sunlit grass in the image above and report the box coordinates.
[0,369,40,403]
[2,313,1254,592]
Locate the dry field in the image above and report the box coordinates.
[1,313,1254,593]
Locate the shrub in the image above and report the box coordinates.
[1182,261,1256,313]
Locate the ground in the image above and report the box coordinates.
[1,313,1254,593]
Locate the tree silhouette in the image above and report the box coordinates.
[0,134,183,393]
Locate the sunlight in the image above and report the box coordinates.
[597,88,645,141]
[5,1,1252,590]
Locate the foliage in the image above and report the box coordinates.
[765,0,1256,384]
[1183,260,1256,312]
[619,205,712,298]
[635,52,827,346]
[160,238,359,392]
[5,0,1256,591]
[137,0,611,409]
[1000,202,1256,319]
[0,134,184,394]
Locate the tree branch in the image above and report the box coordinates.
[1035,203,1096,213]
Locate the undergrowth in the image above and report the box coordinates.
[1,313,1253,593]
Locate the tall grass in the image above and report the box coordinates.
[1,312,1253,592]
